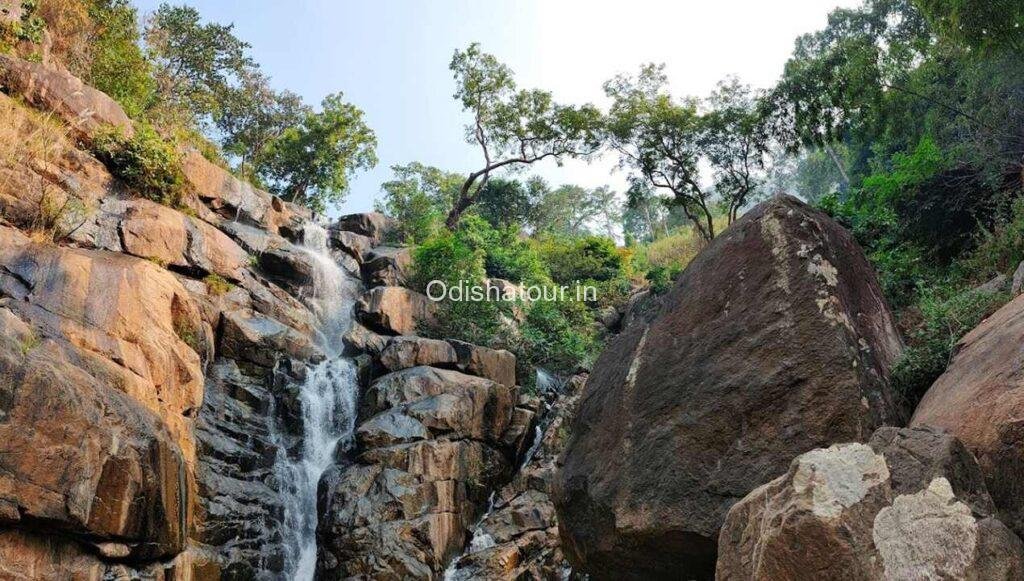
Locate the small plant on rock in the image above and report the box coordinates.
[91,123,186,207]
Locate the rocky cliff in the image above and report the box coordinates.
[0,55,572,580]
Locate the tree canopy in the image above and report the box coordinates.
[445,43,603,228]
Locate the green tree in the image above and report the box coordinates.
[622,180,669,243]
[915,0,1024,53]
[87,0,155,118]
[445,43,603,228]
[377,162,462,242]
[216,69,309,177]
[474,178,533,229]
[702,78,772,223]
[144,3,254,126]
[260,93,377,213]
[530,183,615,237]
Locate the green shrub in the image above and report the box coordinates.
[456,216,547,284]
[645,264,682,295]
[518,295,599,375]
[962,197,1024,282]
[86,0,155,119]
[409,230,485,293]
[892,284,1009,410]
[92,124,186,206]
[0,0,46,50]
[538,235,624,285]
[203,273,232,296]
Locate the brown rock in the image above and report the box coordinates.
[553,195,903,579]
[911,293,1024,537]
[448,339,516,387]
[329,228,374,263]
[0,55,133,142]
[0,226,206,465]
[0,319,189,558]
[717,426,1024,580]
[362,366,516,443]
[73,198,248,280]
[379,335,458,371]
[362,245,412,287]
[333,212,395,244]
[356,286,437,335]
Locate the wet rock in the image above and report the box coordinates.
[0,54,133,141]
[258,239,318,292]
[333,212,395,244]
[912,293,1024,537]
[342,322,389,357]
[553,195,903,579]
[717,426,1024,580]
[446,373,587,581]
[356,286,437,335]
[220,309,322,368]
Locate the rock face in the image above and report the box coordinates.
[0,55,348,578]
[911,293,1024,537]
[717,426,1024,580]
[333,212,395,244]
[446,373,586,580]
[553,195,903,579]
[317,345,533,578]
[357,285,438,335]
[362,245,412,286]
[0,54,134,141]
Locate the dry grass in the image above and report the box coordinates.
[0,95,87,242]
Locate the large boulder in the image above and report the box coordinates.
[717,426,1024,580]
[911,293,1024,537]
[0,54,133,141]
[553,195,903,579]
[71,198,249,280]
[356,286,438,335]
[333,212,395,244]
[362,245,412,287]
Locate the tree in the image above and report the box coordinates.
[260,93,377,213]
[144,4,254,126]
[445,43,603,228]
[216,69,309,177]
[701,78,772,224]
[915,0,1024,53]
[529,182,616,237]
[474,178,533,229]
[376,162,462,242]
[622,180,669,243]
[604,64,718,240]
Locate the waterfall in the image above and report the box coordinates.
[273,223,362,580]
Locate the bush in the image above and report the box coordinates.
[518,295,599,375]
[86,0,155,119]
[92,124,186,206]
[538,235,624,285]
[645,264,682,295]
[892,284,1009,410]
[962,197,1024,282]
[456,216,547,284]
[408,230,485,293]
[203,273,232,295]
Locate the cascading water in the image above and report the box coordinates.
[272,223,362,580]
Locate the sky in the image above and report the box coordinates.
[133,0,857,216]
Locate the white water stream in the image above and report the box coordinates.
[274,224,361,580]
